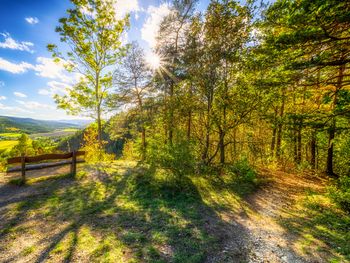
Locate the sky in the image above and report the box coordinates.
[0,0,210,120]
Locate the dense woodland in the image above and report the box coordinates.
[46,0,350,204]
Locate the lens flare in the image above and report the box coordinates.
[145,52,161,70]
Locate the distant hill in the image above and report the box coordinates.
[57,119,92,127]
[0,116,81,134]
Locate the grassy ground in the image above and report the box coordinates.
[0,162,260,262]
[0,162,349,262]
[279,189,350,262]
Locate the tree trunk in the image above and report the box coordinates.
[97,105,102,145]
[168,81,174,146]
[202,93,212,164]
[219,130,225,164]
[271,127,277,155]
[326,119,336,176]
[141,127,146,161]
[276,96,285,158]
[270,107,278,155]
[187,111,191,141]
[233,128,237,161]
[296,121,302,164]
[326,63,345,177]
[310,130,316,170]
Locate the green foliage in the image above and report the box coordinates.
[329,176,350,213]
[82,126,114,164]
[147,137,195,179]
[49,0,129,142]
[10,134,34,156]
[228,158,258,185]
[121,139,138,160]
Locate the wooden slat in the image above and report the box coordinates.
[25,153,73,163]
[7,157,22,165]
[7,151,85,164]
[7,159,85,173]
[76,151,85,157]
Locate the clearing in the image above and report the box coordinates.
[0,162,349,262]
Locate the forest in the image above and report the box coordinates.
[45,0,349,176]
[0,0,349,262]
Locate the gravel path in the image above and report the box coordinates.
[207,169,329,263]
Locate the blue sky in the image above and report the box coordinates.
[0,0,210,120]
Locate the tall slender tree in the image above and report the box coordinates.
[48,0,129,144]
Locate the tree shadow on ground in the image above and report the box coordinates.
[0,162,254,263]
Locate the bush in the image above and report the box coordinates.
[228,158,258,184]
[82,126,114,164]
[147,138,195,180]
[328,176,350,213]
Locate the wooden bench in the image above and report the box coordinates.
[7,151,85,183]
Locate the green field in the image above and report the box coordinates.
[0,133,22,138]
[0,140,18,151]
[62,128,79,132]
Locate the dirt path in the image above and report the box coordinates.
[209,169,329,263]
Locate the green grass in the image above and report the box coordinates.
[0,161,259,262]
[0,140,18,151]
[279,191,350,262]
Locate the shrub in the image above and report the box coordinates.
[82,126,114,164]
[228,158,258,184]
[328,176,350,213]
[147,138,195,180]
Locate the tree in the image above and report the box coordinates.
[48,0,129,144]
[112,41,153,159]
[156,0,198,145]
[11,134,33,156]
[262,0,350,176]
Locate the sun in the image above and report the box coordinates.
[145,52,161,70]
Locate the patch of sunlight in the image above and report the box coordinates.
[151,231,168,244]
[192,176,247,214]
[89,181,108,201]
[76,225,98,256]
[50,231,76,260]
[91,233,129,262]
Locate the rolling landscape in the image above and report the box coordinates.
[0,116,84,157]
[0,0,349,263]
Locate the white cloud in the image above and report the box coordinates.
[14,92,27,98]
[0,33,34,53]
[81,0,140,20]
[0,103,33,114]
[34,57,66,80]
[0,57,34,74]
[114,0,140,19]
[141,4,171,48]
[38,81,70,96]
[34,57,81,84]
[25,17,39,25]
[16,100,55,110]
[0,96,6,100]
